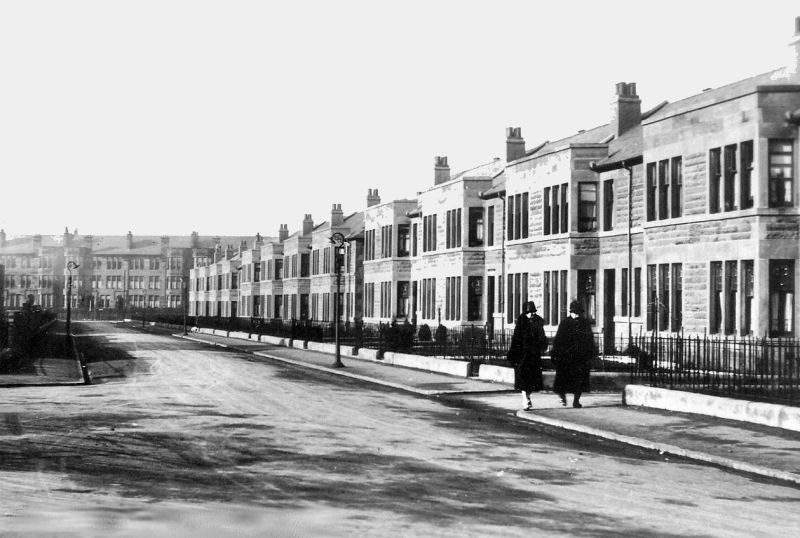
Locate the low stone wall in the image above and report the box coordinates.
[625,384,800,433]
[382,351,470,377]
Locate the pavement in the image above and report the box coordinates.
[175,330,800,487]
[0,332,84,387]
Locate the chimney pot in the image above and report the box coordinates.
[367,188,381,207]
[506,128,526,163]
[611,81,641,137]
[434,156,451,185]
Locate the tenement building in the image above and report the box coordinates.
[52,16,800,341]
[0,228,253,312]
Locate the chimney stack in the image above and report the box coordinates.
[788,16,800,76]
[0,229,5,248]
[278,224,289,242]
[63,227,72,247]
[239,240,248,256]
[434,156,450,185]
[225,244,234,260]
[611,82,641,138]
[255,233,263,247]
[302,214,314,236]
[126,231,133,250]
[367,189,381,207]
[33,234,42,252]
[506,127,526,162]
[331,203,344,227]
[190,231,199,249]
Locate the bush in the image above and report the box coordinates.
[434,324,448,345]
[385,320,414,351]
[418,324,432,342]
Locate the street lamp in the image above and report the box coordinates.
[182,276,189,335]
[330,232,349,368]
[65,261,80,342]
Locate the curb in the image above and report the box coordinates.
[515,411,800,487]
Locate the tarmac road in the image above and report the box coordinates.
[1,321,799,537]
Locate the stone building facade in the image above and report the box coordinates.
[0,229,252,314]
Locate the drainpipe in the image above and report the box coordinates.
[501,194,506,332]
[623,161,633,348]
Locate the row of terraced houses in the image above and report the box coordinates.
[187,17,800,340]
[4,17,800,341]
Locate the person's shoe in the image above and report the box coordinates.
[572,401,583,408]
[524,402,533,411]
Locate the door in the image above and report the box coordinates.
[603,269,615,354]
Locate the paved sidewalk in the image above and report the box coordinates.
[177,332,514,396]
[176,330,800,487]
[0,356,84,387]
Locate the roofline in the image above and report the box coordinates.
[590,155,643,173]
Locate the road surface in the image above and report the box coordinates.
[1,321,798,536]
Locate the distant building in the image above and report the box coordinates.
[0,228,254,312]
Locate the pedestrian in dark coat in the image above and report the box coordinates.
[506,301,548,411]
[550,300,596,408]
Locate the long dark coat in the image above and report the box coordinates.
[550,316,595,394]
[506,313,547,392]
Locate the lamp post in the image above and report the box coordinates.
[182,276,189,335]
[65,261,80,342]
[330,232,349,368]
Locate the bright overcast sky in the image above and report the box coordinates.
[1,1,798,237]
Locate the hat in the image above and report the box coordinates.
[523,301,537,314]
[569,300,584,314]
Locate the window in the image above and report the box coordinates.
[487,206,495,246]
[634,267,642,317]
[658,160,669,219]
[740,141,754,209]
[380,281,392,318]
[300,253,310,277]
[468,208,484,247]
[769,139,794,207]
[506,193,529,240]
[542,270,567,325]
[544,183,569,235]
[621,268,629,317]
[467,276,482,321]
[292,254,298,277]
[603,179,614,231]
[312,249,320,275]
[323,293,331,322]
[724,260,737,335]
[724,144,737,211]
[769,260,794,336]
[323,248,331,273]
[381,225,393,258]
[742,260,754,336]
[412,223,418,256]
[646,162,657,221]
[446,209,462,248]
[710,261,723,334]
[421,278,437,320]
[397,224,410,257]
[445,276,461,321]
[364,283,375,317]
[658,265,670,331]
[709,148,722,213]
[253,262,261,282]
[578,183,598,232]
[671,157,683,218]
[647,265,657,330]
[365,229,376,261]
[149,258,160,270]
[543,187,551,235]
[506,272,528,324]
[423,215,437,252]
[578,270,596,323]
[397,281,410,318]
[274,259,283,280]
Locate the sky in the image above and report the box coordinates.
[0,1,798,238]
